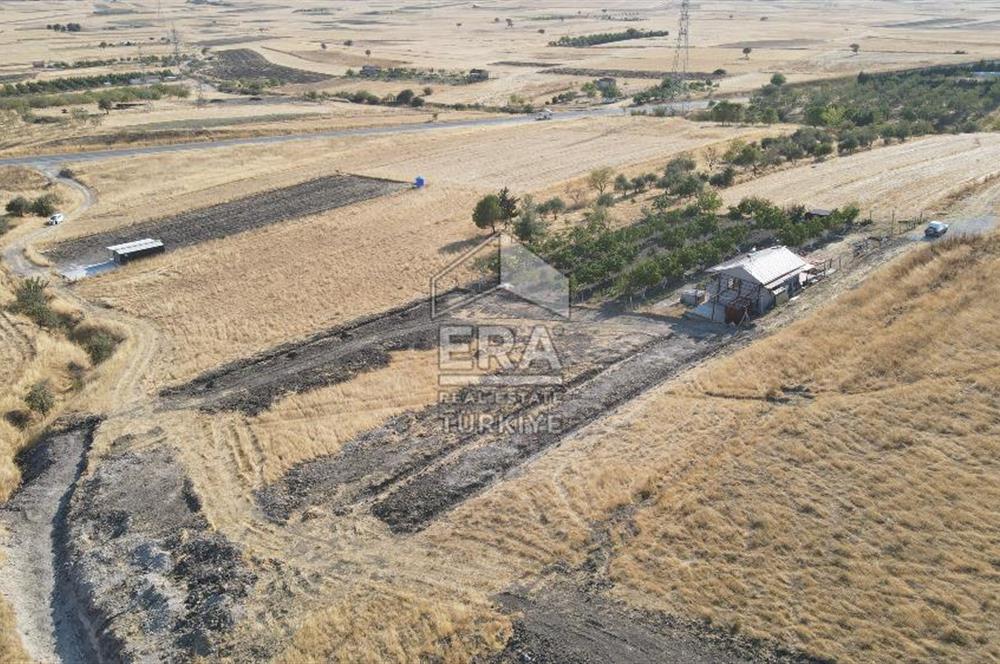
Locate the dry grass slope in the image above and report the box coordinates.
[594,235,1000,662]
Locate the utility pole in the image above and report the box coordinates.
[171,23,181,62]
[669,0,691,111]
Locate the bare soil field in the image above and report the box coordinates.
[44,174,408,267]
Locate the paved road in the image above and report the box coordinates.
[0,102,708,169]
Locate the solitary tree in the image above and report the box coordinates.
[850,43,860,55]
[365,49,371,58]
[5,196,31,217]
[497,187,520,226]
[587,167,615,195]
[98,97,114,114]
[742,47,752,60]
[506,18,514,28]
[472,194,502,232]
[770,72,787,87]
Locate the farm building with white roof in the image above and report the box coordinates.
[693,246,816,324]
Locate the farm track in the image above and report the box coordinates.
[45,174,409,267]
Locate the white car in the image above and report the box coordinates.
[46,213,65,226]
[924,221,949,238]
[535,109,553,121]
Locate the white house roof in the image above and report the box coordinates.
[107,238,163,254]
[707,246,812,288]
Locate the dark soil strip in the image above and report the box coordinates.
[161,294,467,415]
[45,174,408,266]
[371,323,734,532]
[254,316,736,528]
[544,67,722,80]
[494,589,827,664]
[203,48,331,84]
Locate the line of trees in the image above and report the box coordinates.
[0,83,189,117]
[5,193,59,218]
[0,70,174,97]
[470,176,861,300]
[549,28,669,47]
[740,63,1000,134]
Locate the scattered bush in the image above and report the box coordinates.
[25,381,55,416]
[5,196,30,217]
[71,325,122,365]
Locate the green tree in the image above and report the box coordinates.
[512,196,547,243]
[770,72,787,87]
[710,100,744,125]
[30,194,59,218]
[587,167,614,195]
[5,196,31,217]
[472,194,502,232]
[613,173,630,196]
[395,89,415,105]
[98,97,114,114]
[743,47,752,60]
[497,187,520,227]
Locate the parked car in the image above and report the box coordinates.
[46,213,65,226]
[925,220,949,238]
[535,109,553,121]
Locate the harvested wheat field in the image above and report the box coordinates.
[723,133,1000,219]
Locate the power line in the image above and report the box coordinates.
[669,0,691,109]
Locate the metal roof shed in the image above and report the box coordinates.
[695,246,814,324]
[107,238,165,265]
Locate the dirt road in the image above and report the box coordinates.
[0,418,102,664]
[0,103,705,170]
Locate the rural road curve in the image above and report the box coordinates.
[0,103,707,169]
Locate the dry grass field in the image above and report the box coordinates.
[1,1,1000,661]
[723,133,1000,219]
[68,116,768,382]
[2,0,1000,153]
[162,230,999,664]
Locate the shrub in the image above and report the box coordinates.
[30,193,59,218]
[596,193,616,207]
[25,381,55,416]
[71,325,122,365]
[5,196,30,217]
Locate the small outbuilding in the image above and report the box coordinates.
[692,246,815,324]
[107,238,165,265]
[467,68,490,82]
[595,76,617,92]
[360,64,382,78]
